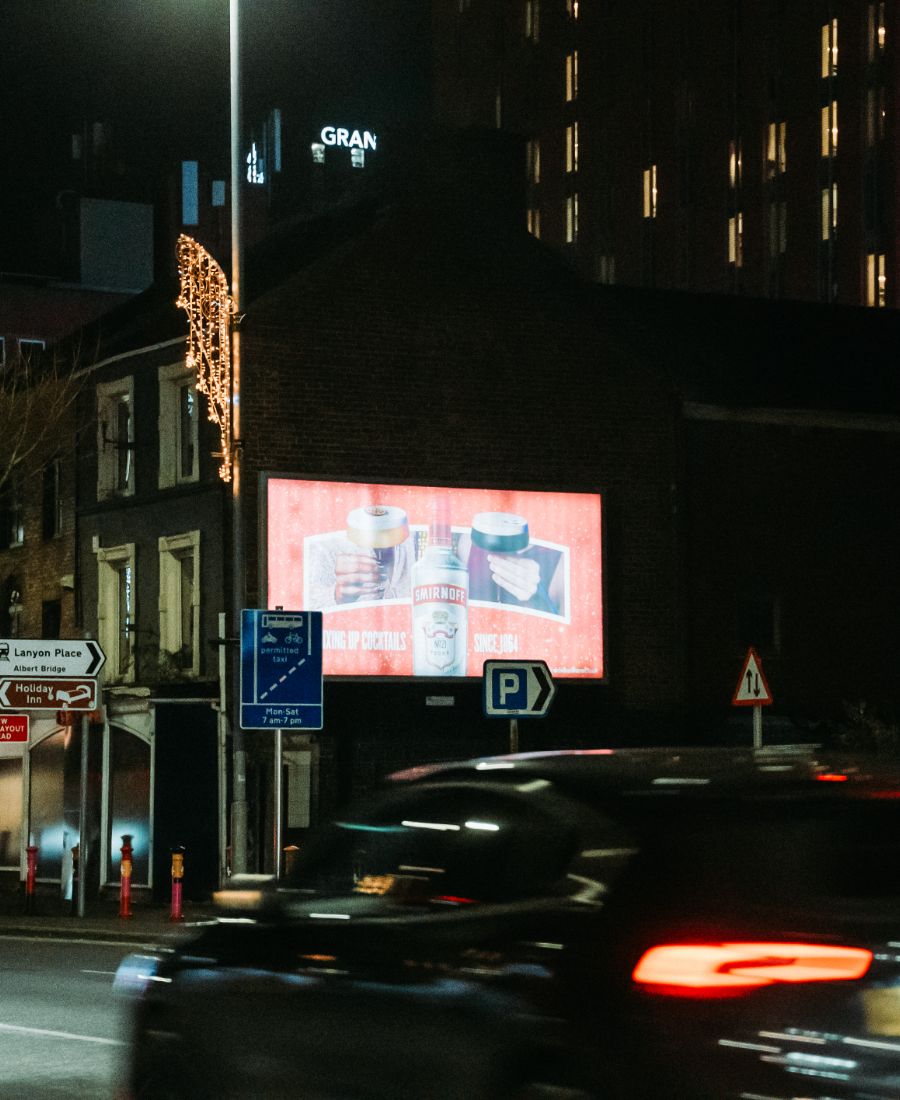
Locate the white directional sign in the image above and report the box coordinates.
[732,647,773,706]
[0,639,106,678]
[483,660,556,718]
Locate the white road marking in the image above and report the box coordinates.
[0,1022,123,1046]
[80,969,116,976]
[0,934,154,949]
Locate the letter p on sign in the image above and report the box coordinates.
[498,672,522,707]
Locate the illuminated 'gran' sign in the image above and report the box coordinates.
[320,126,377,151]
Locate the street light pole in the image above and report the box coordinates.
[229,0,248,875]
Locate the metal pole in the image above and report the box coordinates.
[217,612,229,885]
[77,715,88,918]
[752,704,763,750]
[509,717,519,754]
[273,728,283,878]
[229,0,248,875]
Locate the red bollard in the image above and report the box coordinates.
[170,846,185,922]
[25,845,38,914]
[119,834,133,919]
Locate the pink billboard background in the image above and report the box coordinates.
[266,479,604,678]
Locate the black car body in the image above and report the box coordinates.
[117,747,900,1099]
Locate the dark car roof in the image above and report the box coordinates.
[386,746,900,803]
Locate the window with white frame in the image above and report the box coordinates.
[96,543,136,682]
[159,531,200,676]
[158,363,199,488]
[0,470,24,548]
[17,338,45,361]
[97,377,135,499]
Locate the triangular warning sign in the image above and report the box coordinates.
[732,647,773,706]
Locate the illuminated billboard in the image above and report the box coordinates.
[265,479,604,679]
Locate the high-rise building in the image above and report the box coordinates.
[433,0,896,307]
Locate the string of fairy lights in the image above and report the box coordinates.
[175,234,235,482]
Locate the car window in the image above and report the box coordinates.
[607,797,900,928]
[291,787,577,906]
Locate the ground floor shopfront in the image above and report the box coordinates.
[0,695,221,904]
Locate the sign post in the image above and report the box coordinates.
[732,647,773,749]
[483,660,556,752]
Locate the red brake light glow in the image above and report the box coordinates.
[816,773,850,782]
[632,943,873,996]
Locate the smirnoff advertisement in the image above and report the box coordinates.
[265,478,604,679]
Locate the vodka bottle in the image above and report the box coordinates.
[411,509,468,676]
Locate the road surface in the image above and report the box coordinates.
[0,933,141,1099]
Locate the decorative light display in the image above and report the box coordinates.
[175,234,234,482]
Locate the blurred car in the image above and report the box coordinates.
[117,747,900,1099]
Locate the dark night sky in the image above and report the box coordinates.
[2,0,430,268]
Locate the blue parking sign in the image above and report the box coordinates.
[482,660,556,718]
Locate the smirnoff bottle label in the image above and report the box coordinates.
[412,516,468,676]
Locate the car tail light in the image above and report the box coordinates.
[632,942,873,996]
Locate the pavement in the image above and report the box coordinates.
[0,884,218,944]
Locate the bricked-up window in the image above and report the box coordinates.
[41,457,61,540]
[158,363,199,488]
[97,377,135,499]
[96,542,136,682]
[41,600,61,639]
[0,472,24,547]
[159,531,200,676]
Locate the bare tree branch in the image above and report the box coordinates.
[0,346,82,494]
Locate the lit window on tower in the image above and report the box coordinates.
[566,123,579,173]
[642,165,658,218]
[866,253,887,306]
[566,51,579,101]
[820,101,838,157]
[821,19,838,78]
[566,193,579,242]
